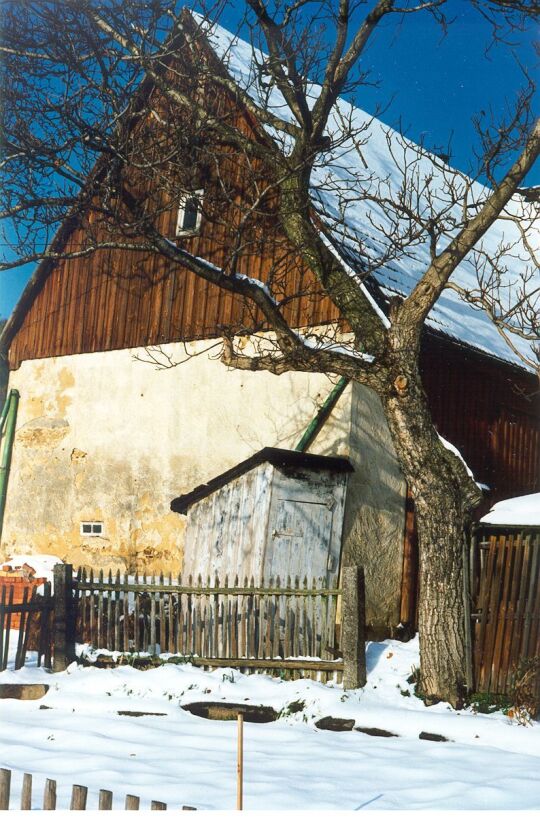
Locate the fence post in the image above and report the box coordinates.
[125,794,140,810]
[43,779,56,810]
[98,790,113,810]
[342,566,366,690]
[0,768,11,810]
[53,563,75,672]
[21,772,32,810]
[70,784,88,810]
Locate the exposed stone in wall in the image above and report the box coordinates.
[17,417,70,448]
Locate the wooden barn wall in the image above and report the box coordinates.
[8,63,341,371]
[400,338,538,629]
[420,335,539,504]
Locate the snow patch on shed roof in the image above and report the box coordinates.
[480,493,540,527]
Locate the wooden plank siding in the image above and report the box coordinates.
[420,335,539,505]
[7,51,342,372]
[471,528,540,697]
[8,194,341,371]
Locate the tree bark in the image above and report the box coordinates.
[378,339,481,708]
[412,483,471,707]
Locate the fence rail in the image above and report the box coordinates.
[0,583,53,670]
[0,768,196,811]
[471,527,540,695]
[75,569,344,680]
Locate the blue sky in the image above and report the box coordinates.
[1,0,538,319]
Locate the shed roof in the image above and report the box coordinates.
[479,492,540,528]
[170,447,353,515]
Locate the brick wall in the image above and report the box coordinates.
[0,564,46,627]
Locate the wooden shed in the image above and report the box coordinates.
[171,448,353,586]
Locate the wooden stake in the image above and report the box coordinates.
[237,713,244,811]
[21,773,32,810]
[151,801,167,810]
[125,794,140,810]
[0,768,11,810]
[43,779,57,810]
[98,790,113,810]
[70,784,88,810]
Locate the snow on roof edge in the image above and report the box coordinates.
[480,493,540,527]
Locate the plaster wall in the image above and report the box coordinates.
[1,340,351,574]
[2,340,407,629]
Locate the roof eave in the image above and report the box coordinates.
[171,446,354,515]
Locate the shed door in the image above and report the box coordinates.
[268,499,334,580]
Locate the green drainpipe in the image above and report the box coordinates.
[0,389,20,543]
[0,389,12,430]
[295,377,349,453]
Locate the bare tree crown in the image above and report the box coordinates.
[1,0,538,379]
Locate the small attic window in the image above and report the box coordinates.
[176,189,203,236]
[80,521,104,537]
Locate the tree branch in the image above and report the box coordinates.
[397,117,540,338]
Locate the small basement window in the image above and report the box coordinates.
[176,189,203,236]
[80,521,104,537]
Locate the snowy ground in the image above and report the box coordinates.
[0,637,539,811]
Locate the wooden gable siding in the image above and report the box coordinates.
[8,199,340,372]
[8,58,341,371]
[420,335,539,502]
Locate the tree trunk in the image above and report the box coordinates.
[412,480,470,707]
[378,343,481,708]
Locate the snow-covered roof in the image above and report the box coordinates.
[480,493,540,527]
[197,14,539,371]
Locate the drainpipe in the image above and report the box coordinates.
[295,377,349,453]
[0,387,12,430]
[0,389,20,543]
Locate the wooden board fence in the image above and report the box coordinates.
[471,528,540,695]
[75,569,343,681]
[0,768,196,811]
[0,583,52,670]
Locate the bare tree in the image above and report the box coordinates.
[1,0,538,706]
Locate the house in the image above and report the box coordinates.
[0,13,538,637]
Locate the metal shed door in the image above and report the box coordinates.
[268,499,334,580]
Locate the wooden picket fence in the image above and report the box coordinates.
[471,527,540,695]
[0,768,196,811]
[75,569,344,681]
[0,583,53,670]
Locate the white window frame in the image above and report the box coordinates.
[176,189,204,236]
[80,521,104,537]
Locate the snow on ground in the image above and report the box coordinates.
[480,493,540,527]
[1,637,539,811]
